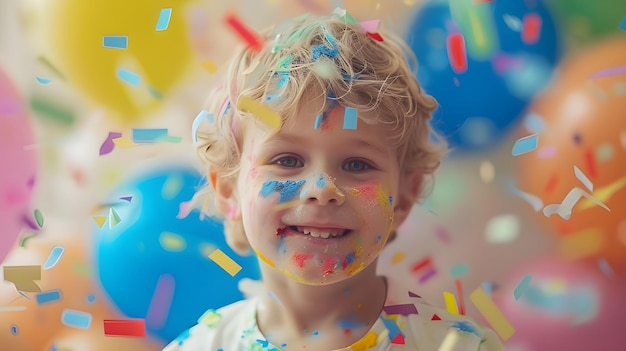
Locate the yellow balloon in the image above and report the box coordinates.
[34,0,194,124]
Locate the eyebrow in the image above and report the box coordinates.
[265,134,389,156]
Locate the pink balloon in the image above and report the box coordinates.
[0,66,37,263]
[494,254,626,351]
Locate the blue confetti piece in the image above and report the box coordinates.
[512,134,538,156]
[35,77,52,85]
[523,112,545,133]
[450,321,481,337]
[132,128,169,143]
[620,15,626,31]
[43,246,64,270]
[10,324,18,336]
[61,309,92,329]
[102,35,128,49]
[192,110,213,143]
[380,316,403,341]
[36,289,62,305]
[513,274,532,300]
[116,68,141,86]
[86,294,96,304]
[314,114,323,129]
[156,8,172,31]
[343,107,357,130]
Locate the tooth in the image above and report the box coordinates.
[320,232,330,239]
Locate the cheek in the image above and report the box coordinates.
[349,181,394,216]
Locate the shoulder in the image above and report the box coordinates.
[162,299,258,351]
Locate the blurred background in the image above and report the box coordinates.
[0,0,625,350]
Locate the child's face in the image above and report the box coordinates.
[235,102,406,285]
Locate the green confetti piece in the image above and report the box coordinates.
[513,274,532,300]
[34,209,44,228]
[29,96,76,126]
[161,175,184,200]
[450,263,469,278]
[108,208,121,228]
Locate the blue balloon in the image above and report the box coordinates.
[94,165,261,343]
[406,0,562,151]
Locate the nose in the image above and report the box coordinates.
[302,173,345,206]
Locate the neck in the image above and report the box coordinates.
[256,261,387,349]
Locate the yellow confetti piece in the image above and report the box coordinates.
[92,216,106,228]
[443,291,460,315]
[3,266,41,292]
[161,174,184,200]
[391,252,405,264]
[349,331,378,351]
[557,228,604,260]
[112,135,137,148]
[208,249,242,276]
[578,175,626,210]
[159,232,186,252]
[469,287,515,341]
[237,95,282,131]
[201,60,218,73]
[479,160,495,183]
[197,309,221,327]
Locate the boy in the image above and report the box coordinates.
[165,8,503,351]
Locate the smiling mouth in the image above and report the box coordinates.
[287,226,351,239]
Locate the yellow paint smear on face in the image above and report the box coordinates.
[284,269,307,283]
[253,248,276,268]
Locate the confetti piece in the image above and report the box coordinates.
[573,165,593,192]
[10,325,18,336]
[343,107,358,129]
[391,252,405,264]
[208,249,242,276]
[450,263,469,278]
[29,96,75,126]
[508,183,544,212]
[512,134,538,156]
[589,65,626,79]
[455,279,466,315]
[557,228,604,260]
[470,287,515,341]
[238,96,282,131]
[382,304,418,315]
[314,114,323,129]
[579,175,626,210]
[481,282,498,296]
[446,32,468,73]
[43,246,64,270]
[503,14,522,32]
[0,306,27,312]
[99,132,123,156]
[538,145,557,159]
[159,232,186,252]
[521,13,541,44]
[595,144,615,163]
[109,207,121,228]
[620,16,626,31]
[156,8,172,31]
[35,289,62,305]
[479,160,495,183]
[131,128,169,143]
[19,233,36,247]
[410,256,432,273]
[485,214,520,244]
[543,187,609,220]
[61,309,92,329]
[103,319,146,337]
[408,291,421,298]
[192,110,213,143]
[513,275,532,300]
[443,291,460,315]
[418,267,437,284]
[224,11,263,52]
[35,77,52,85]
[3,266,41,292]
[92,216,106,228]
[366,32,384,42]
[116,68,141,86]
[33,209,44,228]
[112,135,137,148]
[103,35,128,49]
[145,274,175,329]
[360,19,380,33]
[597,257,614,277]
[201,60,218,73]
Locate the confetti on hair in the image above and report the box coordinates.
[343,107,358,129]
[311,25,339,61]
[573,165,593,192]
[103,35,128,49]
[156,8,172,31]
[511,134,538,156]
[192,110,213,143]
[469,287,515,341]
[597,257,614,277]
[521,13,542,44]
[238,96,282,131]
[446,32,467,73]
[224,11,263,52]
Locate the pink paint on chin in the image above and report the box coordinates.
[292,252,313,268]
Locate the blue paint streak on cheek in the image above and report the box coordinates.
[259,180,306,203]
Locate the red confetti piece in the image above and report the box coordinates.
[103,319,146,337]
[431,313,442,320]
[391,333,405,344]
[544,173,559,194]
[446,32,468,74]
[224,12,263,52]
[455,279,466,315]
[584,148,598,179]
[522,13,542,44]
[410,256,432,273]
[366,32,384,41]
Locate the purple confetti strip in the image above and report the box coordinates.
[382,303,418,316]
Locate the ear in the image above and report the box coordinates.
[209,171,250,254]
[391,171,422,231]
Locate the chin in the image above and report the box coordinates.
[283,259,369,286]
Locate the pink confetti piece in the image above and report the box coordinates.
[146,274,175,329]
[418,267,437,284]
[177,201,192,219]
[589,65,626,79]
[383,303,418,315]
[99,132,122,156]
[435,226,451,244]
[538,145,557,159]
[359,19,380,33]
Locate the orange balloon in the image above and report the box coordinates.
[0,223,163,350]
[516,35,626,274]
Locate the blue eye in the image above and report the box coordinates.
[343,159,371,172]
[275,156,303,168]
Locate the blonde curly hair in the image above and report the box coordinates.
[193,10,447,249]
